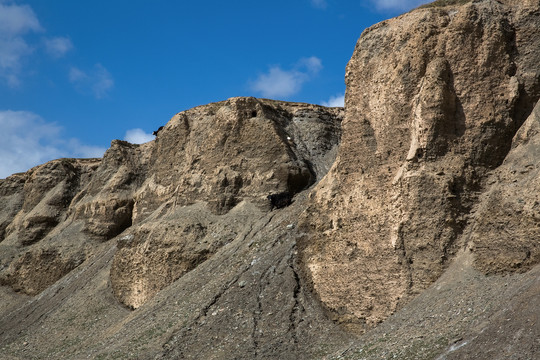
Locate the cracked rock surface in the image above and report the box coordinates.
[299,0,540,330]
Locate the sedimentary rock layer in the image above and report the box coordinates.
[299,0,540,328]
[0,98,342,307]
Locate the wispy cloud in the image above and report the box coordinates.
[124,128,154,144]
[299,56,323,74]
[369,0,431,12]
[0,1,42,86]
[66,138,107,158]
[0,2,42,36]
[69,63,114,99]
[311,0,328,10]
[250,56,323,98]
[0,110,106,178]
[44,36,73,58]
[322,93,344,107]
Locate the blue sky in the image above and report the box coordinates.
[0,0,430,178]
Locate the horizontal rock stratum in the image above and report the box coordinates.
[1,1,539,359]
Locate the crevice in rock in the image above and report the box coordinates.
[106,199,135,241]
[251,271,263,357]
[287,247,301,346]
[160,215,280,354]
[396,221,414,293]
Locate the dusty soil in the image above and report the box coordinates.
[328,252,540,360]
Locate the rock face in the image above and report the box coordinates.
[0,97,342,307]
[469,100,540,274]
[1,1,540,359]
[109,98,341,309]
[0,159,99,295]
[299,0,540,328]
[0,98,349,359]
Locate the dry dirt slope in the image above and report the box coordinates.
[0,98,353,359]
[1,0,540,359]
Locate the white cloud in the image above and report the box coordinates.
[44,36,73,58]
[0,2,42,36]
[370,0,431,12]
[250,56,322,98]
[0,2,42,86]
[68,66,86,82]
[251,67,305,98]
[311,0,328,10]
[322,93,345,107]
[124,128,155,144]
[69,63,114,99]
[300,56,323,74]
[0,110,106,179]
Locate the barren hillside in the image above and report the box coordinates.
[1,1,539,359]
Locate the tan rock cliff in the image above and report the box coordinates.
[299,0,540,328]
[0,1,539,359]
[0,97,342,308]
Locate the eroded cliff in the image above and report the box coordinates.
[0,98,342,306]
[299,0,540,329]
[0,1,539,359]
[0,98,351,359]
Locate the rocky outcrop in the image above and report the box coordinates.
[0,98,347,359]
[0,248,83,296]
[468,99,540,274]
[299,0,540,328]
[111,205,233,309]
[70,140,149,240]
[1,1,539,359]
[0,159,99,295]
[139,97,340,217]
[0,98,342,306]
[1,159,99,246]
